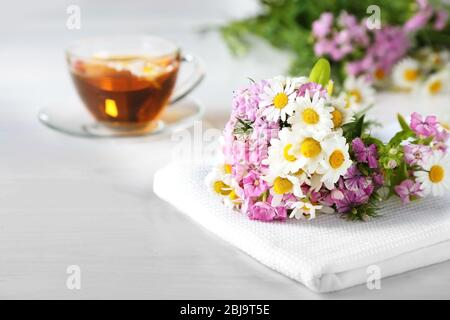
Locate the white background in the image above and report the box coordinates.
[0,0,449,299]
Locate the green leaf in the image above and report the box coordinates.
[309,58,331,87]
[397,113,411,132]
[342,114,365,141]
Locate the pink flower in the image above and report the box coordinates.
[403,144,432,166]
[343,165,372,192]
[248,202,286,221]
[352,138,379,168]
[297,82,327,98]
[243,171,268,197]
[312,12,333,38]
[231,80,267,122]
[434,10,448,30]
[394,179,423,204]
[334,188,370,213]
[410,112,439,138]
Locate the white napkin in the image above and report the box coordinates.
[153,161,450,293]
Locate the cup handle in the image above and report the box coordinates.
[169,54,205,105]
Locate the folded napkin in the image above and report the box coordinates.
[153,161,450,293]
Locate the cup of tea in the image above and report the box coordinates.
[65,35,204,133]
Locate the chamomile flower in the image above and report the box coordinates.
[320,134,353,190]
[289,90,333,140]
[268,129,326,176]
[263,128,304,175]
[414,150,450,196]
[259,76,305,122]
[288,200,322,220]
[423,71,448,96]
[428,50,450,67]
[393,58,421,90]
[205,168,232,196]
[343,76,375,110]
[263,174,304,207]
[372,67,388,85]
[307,173,324,192]
[223,180,244,209]
[329,93,355,130]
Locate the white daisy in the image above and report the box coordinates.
[343,75,375,110]
[423,71,449,96]
[320,134,353,190]
[259,76,306,122]
[307,173,324,192]
[205,167,232,196]
[372,67,388,85]
[223,179,244,209]
[289,90,333,140]
[392,58,421,90]
[288,130,326,175]
[263,128,304,176]
[264,127,327,176]
[428,50,450,67]
[264,174,304,207]
[414,150,450,196]
[329,93,355,130]
[288,200,322,220]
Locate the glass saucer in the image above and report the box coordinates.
[38,98,204,138]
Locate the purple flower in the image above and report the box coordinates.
[343,165,372,191]
[312,12,333,38]
[403,143,432,166]
[351,138,379,168]
[248,201,286,222]
[243,171,268,197]
[373,172,385,186]
[410,112,438,137]
[434,10,448,30]
[334,189,370,213]
[394,179,423,204]
[404,8,433,33]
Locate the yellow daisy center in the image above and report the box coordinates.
[329,150,345,169]
[344,96,352,109]
[300,138,321,158]
[374,68,385,80]
[293,168,304,176]
[273,177,293,195]
[404,69,418,82]
[429,165,444,183]
[213,181,231,196]
[273,92,289,109]
[283,144,297,162]
[441,122,450,130]
[302,108,320,125]
[228,190,239,201]
[428,80,442,95]
[224,164,232,174]
[349,90,362,104]
[331,109,343,128]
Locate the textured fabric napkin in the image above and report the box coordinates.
[153,161,450,293]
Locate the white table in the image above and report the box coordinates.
[1,0,449,299]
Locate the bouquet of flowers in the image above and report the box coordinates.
[220,0,450,89]
[206,59,449,221]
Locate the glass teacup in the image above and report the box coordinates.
[66,35,204,133]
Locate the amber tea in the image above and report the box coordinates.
[69,54,180,126]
